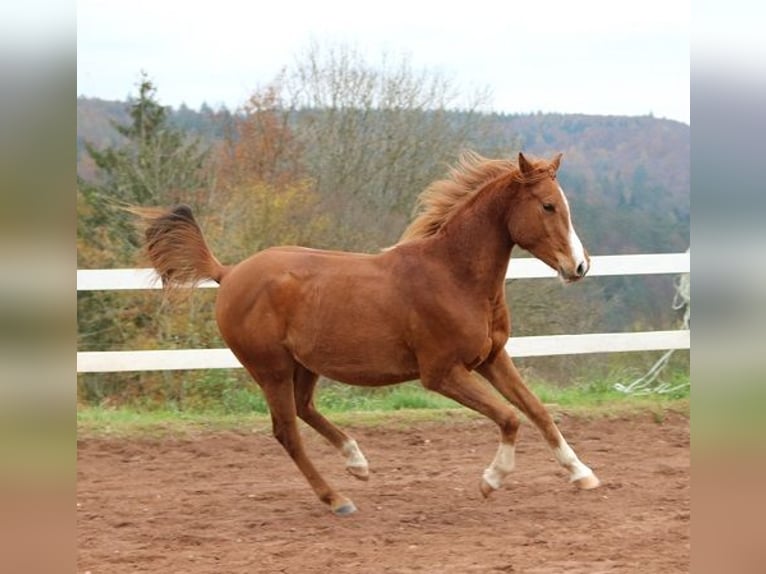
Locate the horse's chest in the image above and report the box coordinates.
[466,336,494,370]
[423,304,495,367]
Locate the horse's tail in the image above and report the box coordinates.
[129,205,229,292]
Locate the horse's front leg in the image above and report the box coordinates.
[477,351,600,492]
[420,363,522,498]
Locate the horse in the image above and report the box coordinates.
[133,151,600,516]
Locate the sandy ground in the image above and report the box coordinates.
[78,411,689,573]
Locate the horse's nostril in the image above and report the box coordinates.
[576,262,586,277]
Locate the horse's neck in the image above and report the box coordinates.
[436,186,513,293]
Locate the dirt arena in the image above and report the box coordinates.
[77,411,689,573]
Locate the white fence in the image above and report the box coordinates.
[76,252,690,373]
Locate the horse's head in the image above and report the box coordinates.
[507,152,590,283]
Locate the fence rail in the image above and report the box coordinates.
[77,252,690,290]
[77,252,690,373]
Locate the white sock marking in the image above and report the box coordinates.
[553,437,594,482]
[482,442,516,490]
[342,439,368,470]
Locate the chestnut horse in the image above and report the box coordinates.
[135,152,600,516]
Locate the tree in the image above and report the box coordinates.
[77,75,217,408]
[78,73,211,266]
[282,42,510,250]
[216,83,303,190]
[209,83,329,262]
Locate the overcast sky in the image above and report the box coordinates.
[77,0,690,124]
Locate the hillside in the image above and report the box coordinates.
[483,113,687,250]
[498,113,689,210]
[77,97,689,257]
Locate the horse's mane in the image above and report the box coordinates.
[397,151,548,244]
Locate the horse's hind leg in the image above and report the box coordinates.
[240,357,357,516]
[293,366,370,480]
[477,351,600,491]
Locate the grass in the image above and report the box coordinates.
[77,373,689,438]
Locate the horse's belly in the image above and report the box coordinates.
[291,336,419,387]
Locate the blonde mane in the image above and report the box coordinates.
[398,152,548,244]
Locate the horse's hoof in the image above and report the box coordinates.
[346,465,370,481]
[332,501,357,516]
[574,473,601,490]
[480,479,497,499]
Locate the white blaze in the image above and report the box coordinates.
[558,185,587,272]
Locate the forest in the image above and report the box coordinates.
[76,48,689,409]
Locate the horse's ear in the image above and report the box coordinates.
[550,152,563,172]
[518,152,534,175]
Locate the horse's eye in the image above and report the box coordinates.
[543,203,555,213]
